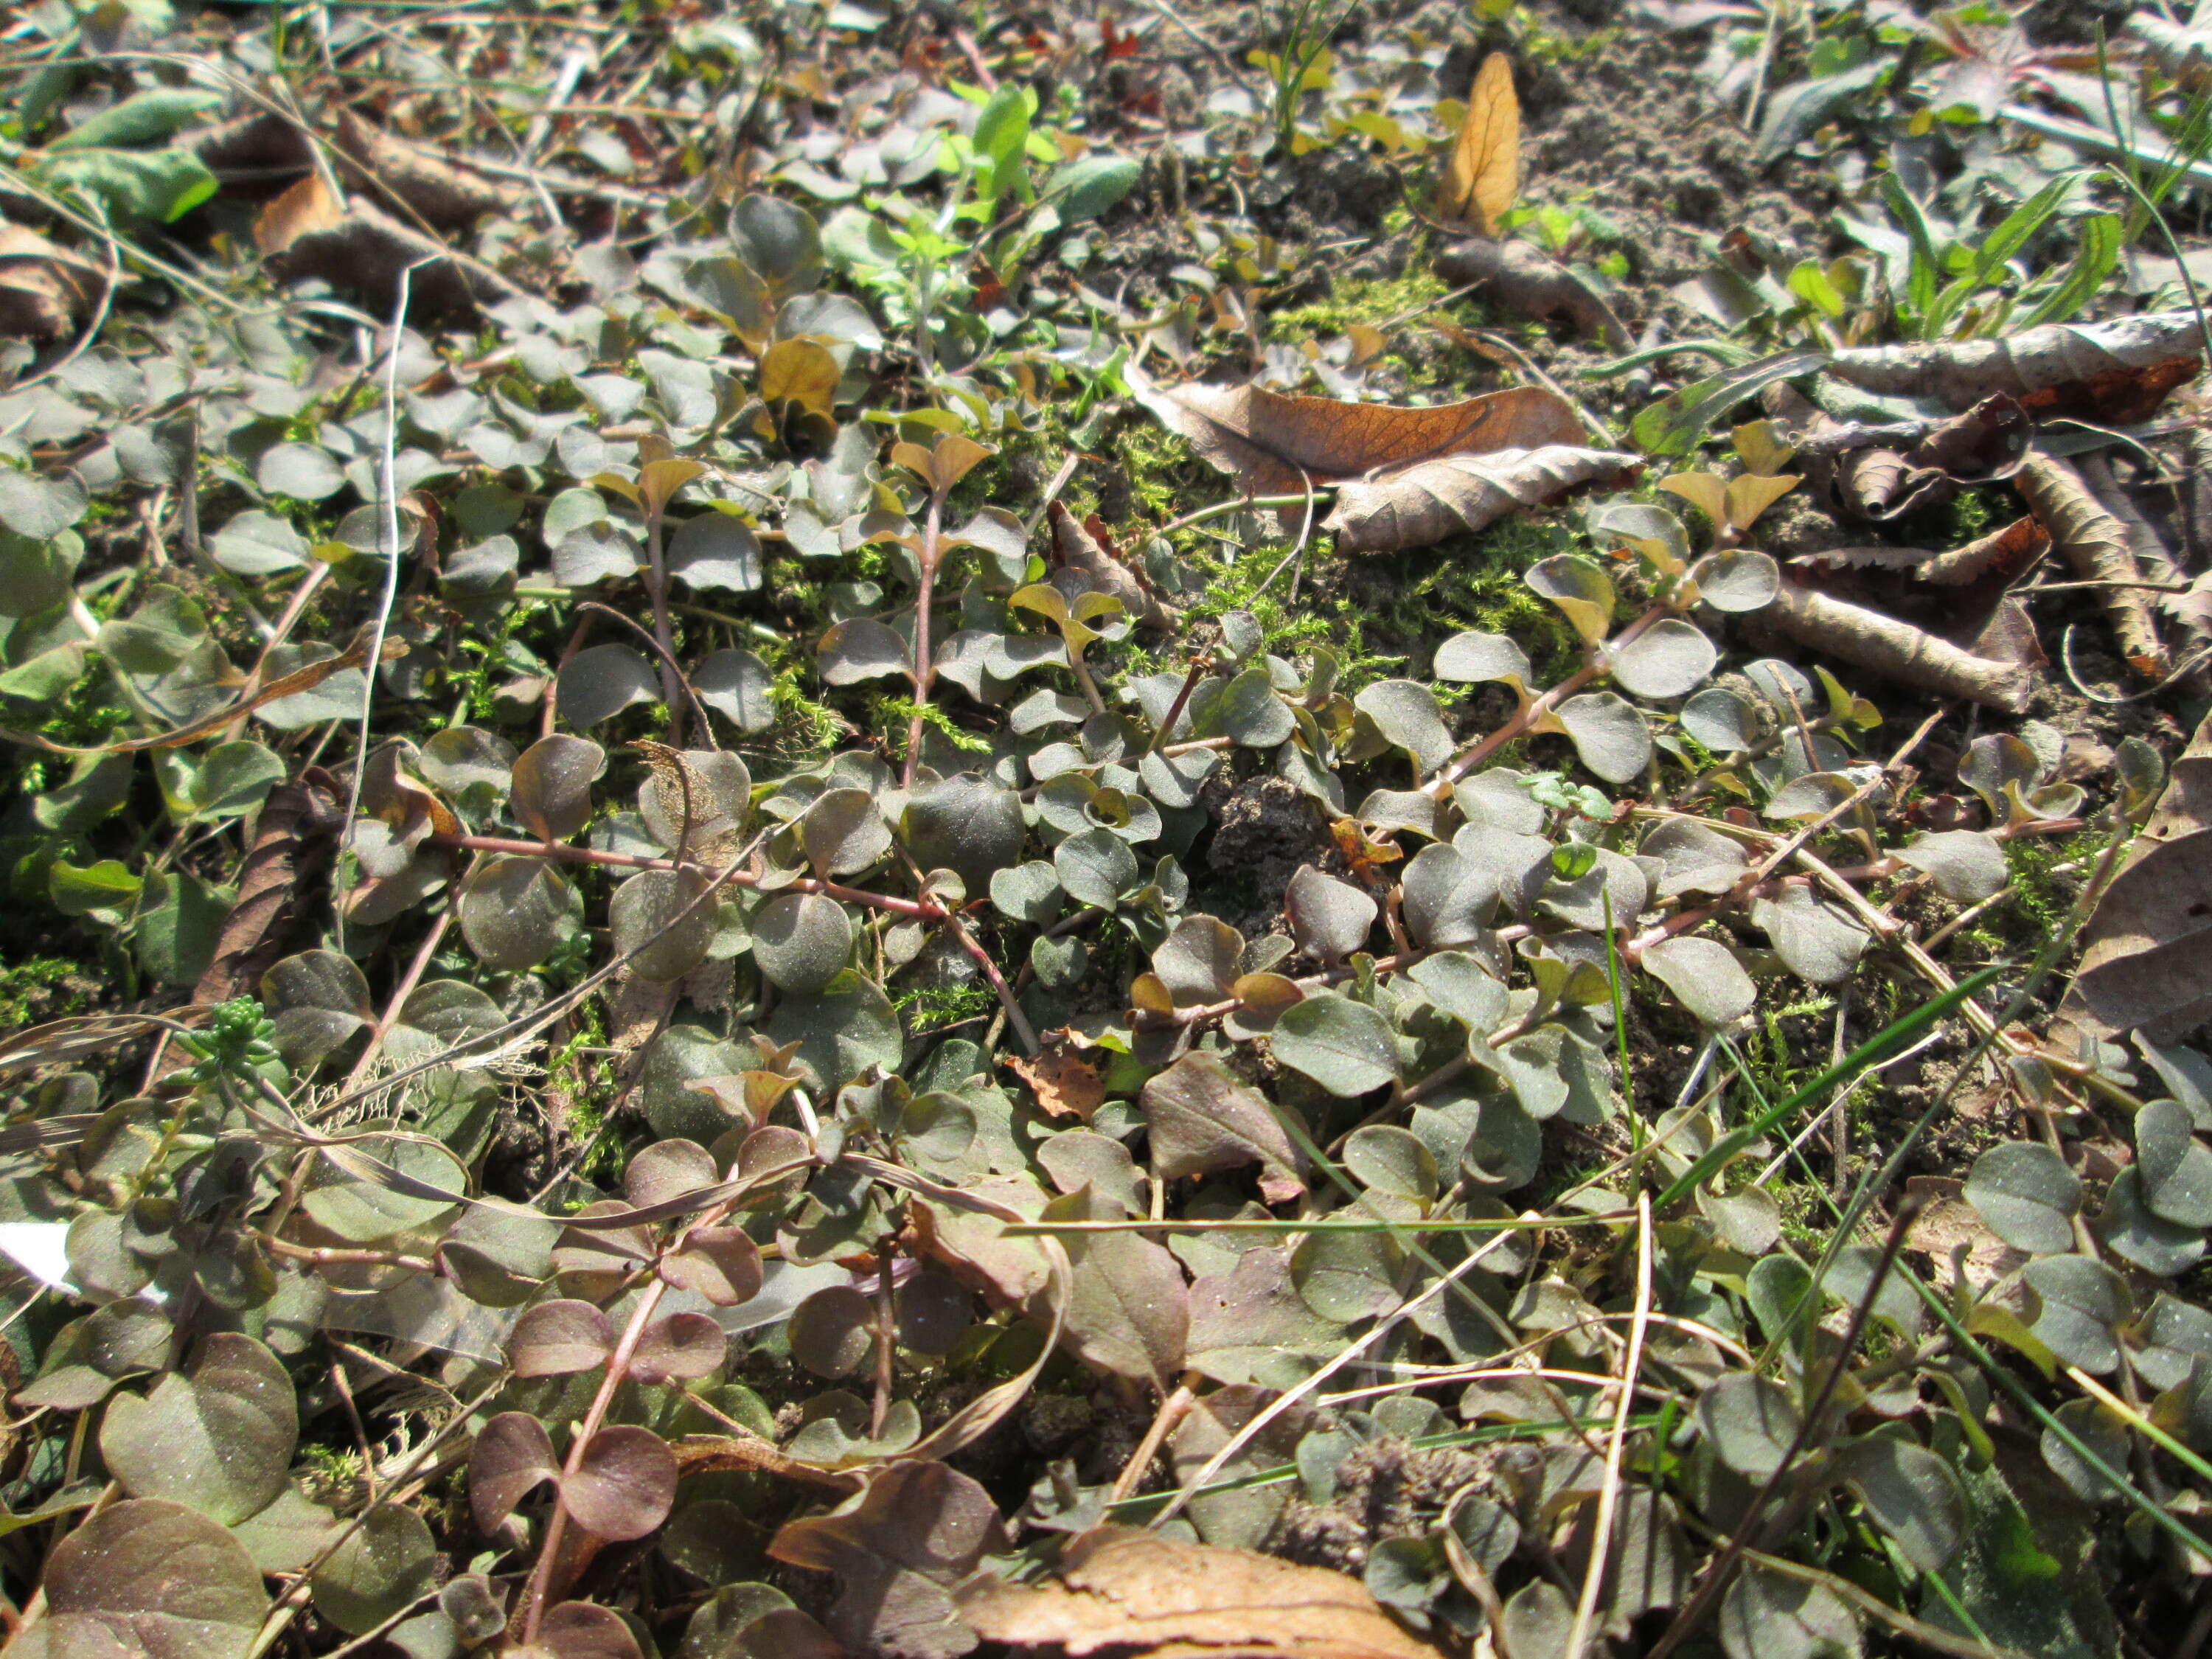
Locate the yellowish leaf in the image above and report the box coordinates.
[1658,471,1727,526]
[1724,471,1800,532]
[1438,52,1519,236]
[1731,419,1797,476]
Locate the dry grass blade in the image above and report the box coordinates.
[957,1526,1449,1659]
[1438,52,1518,235]
[2014,456,2168,679]
[1761,580,2031,711]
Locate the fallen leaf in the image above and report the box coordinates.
[1790,515,2048,587]
[1326,444,1642,552]
[1759,579,2031,712]
[956,1526,1448,1659]
[1438,52,1518,236]
[1122,362,1633,554]
[191,769,344,1006]
[1823,308,2205,411]
[333,110,512,229]
[0,219,105,342]
[1140,1051,1305,1201]
[1047,502,1176,630]
[2014,456,2168,680]
[1433,236,1630,347]
[1127,361,1579,496]
[255,171,520,318]
[1008,1032,1107,1121]
[2053,705,2212,1043]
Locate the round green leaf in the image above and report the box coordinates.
[1964,1141,2080,1255]
[1641,935,1755,1027]
[1609,618,1716,699]
[312,1506,437,1636]
[1271,993,1400,1096]
[752,892,854,992]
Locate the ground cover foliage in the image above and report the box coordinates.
[7,0,2212,1655]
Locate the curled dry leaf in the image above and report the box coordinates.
[957,1526,1448,1659]
[1432,236,1631,349]
[2013,456,2168,680]
[0,218,106,343]
[1046,502,1176,630]
[1823,307,2206,411]
[1008,1030,1107,1121]
[1327,444,1643,554]
[1437,52,1518,236]
[332,109,514,229]
[192,769,344,1005]
[254,170,521,318]
[2054,706,2212,1044]
[1760,580,2031,712]
[1792,514,2048,587]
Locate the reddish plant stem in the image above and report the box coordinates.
[343,908,453,1092]
[1422,604,1672,799]
[902,488,947,790]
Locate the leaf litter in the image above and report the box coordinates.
[0,4,2211,1659]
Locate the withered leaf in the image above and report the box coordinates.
[1124,361,1581,499]
[1760,580,2031,712]
[1326,444,1642,553]
[333,110,513,230]
[1824,308,2205,411]
[2014,456,2168,679]
[255,171,521,319]
[0,219,105,342]
[1008,1032,1107,1121]
[1047,503,1176,630]
[192,771,343,1006]
[957,1526,1447,1659]
[2055,706,2212,1043]
[1791,515,2048,587]
[1439,52,1518,235]
[1432,236,1630,347]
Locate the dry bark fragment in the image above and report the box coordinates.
[1433,236,1630,348]
[254,171,521,319]
[1324,443,1641,552]
[332,109,513,230]
[1824,309,2205,409]
[1761,580,2033,711]
[2013,455,2169,680]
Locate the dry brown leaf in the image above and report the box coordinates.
[1007,1030,1107,1121]
[1905,1176,2027,1294]
[956,1526,1447,1659]
[1124,364,1632,552]
[191,770,344,1007]
[333,109,512,230]
[1432,236,1630,347]
[1438,52,1518,235]
[1760,580,2032,711]
[1326,444,1641,553]
[2014,455,2168,679]
[1791,514,2048,587]
[1047,502,1176,630]
[0,221,105,343]
[1825,308,2205,410]
[2054,705,2212,1044]
[255,171,521,318]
